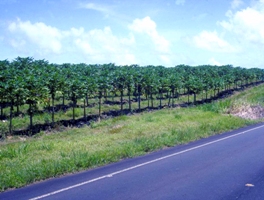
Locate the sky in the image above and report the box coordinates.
[0,0,264,68]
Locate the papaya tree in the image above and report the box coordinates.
[23,66,49,134]
[113,67,128,114]
[43,64,64,126]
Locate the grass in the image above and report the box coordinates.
[0,84,264,192]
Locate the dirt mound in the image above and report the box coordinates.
[230,104,264,120]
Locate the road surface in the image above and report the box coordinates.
[1,123,264,200]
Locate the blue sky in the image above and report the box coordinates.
[0,0,264,68]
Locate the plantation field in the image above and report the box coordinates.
[1,57,264,137]
[0,83,263,192]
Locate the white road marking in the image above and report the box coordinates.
[29,124,264,200]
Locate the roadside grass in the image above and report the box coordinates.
[0,107,255,192]
[0,84,263,192]
[232,85,264,106]
[198,84,264,114]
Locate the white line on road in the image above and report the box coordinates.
[29,124,264,200]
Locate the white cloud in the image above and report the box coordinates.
[220,6,264,45]
[231,0,243,9]
[128,16,170,54]
[73,26,137,64]
[193,30,237,52]
[5,17,176,66]
[175,0,185,6]
[8,19,63,54]
[6,19,137,64]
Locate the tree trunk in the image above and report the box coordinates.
[172,90,175,107]
[16,94,20,114]
[138,93,141,110]
[120,90,124,114]
[29,103,33,135]
[72,100,76,122]
[138,85,141,111]
[9,100,14,136]
[0,102,3,119]
[98,92,102,122]
[168,92,171,107]
[147,94,150,109]
[83,99,87,123]
[104,89,108,102]
[187,88,190,104]
[52,93,55,126]
[159,90,162,109]
[176,89,179,100]
[128,89,132,112]
[150,92,154,108]
[62,94,65,106]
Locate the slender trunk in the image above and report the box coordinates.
[62,94,65,106]
[0,106,3,118]
[52,93,55,126]
[104,90,108,102]
[147,94,150,109]
[73,100,77,122]
[98,92,102,122]
[72,94,76,123]
[83,99,87,123]
[29,103,33,135]
[138,85,141,111]
[151,89,154,108]
[120,90,124,114]
[159,90,162,109]
[9,100,14,136]
[16,95,19,114]
[168,92,171,107]
[128,89,132,112]
[187,88,190,104]
[193,93,196,104]
[176,89,179,101]
[138,93,141,110]
[172,90,175,107]
[0,101,3,119]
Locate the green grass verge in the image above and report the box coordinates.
[0,84,263,192]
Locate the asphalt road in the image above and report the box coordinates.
[1,123,264,200]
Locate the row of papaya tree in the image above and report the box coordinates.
[0,57,264,136]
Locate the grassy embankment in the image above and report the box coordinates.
[0,84,263,192]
